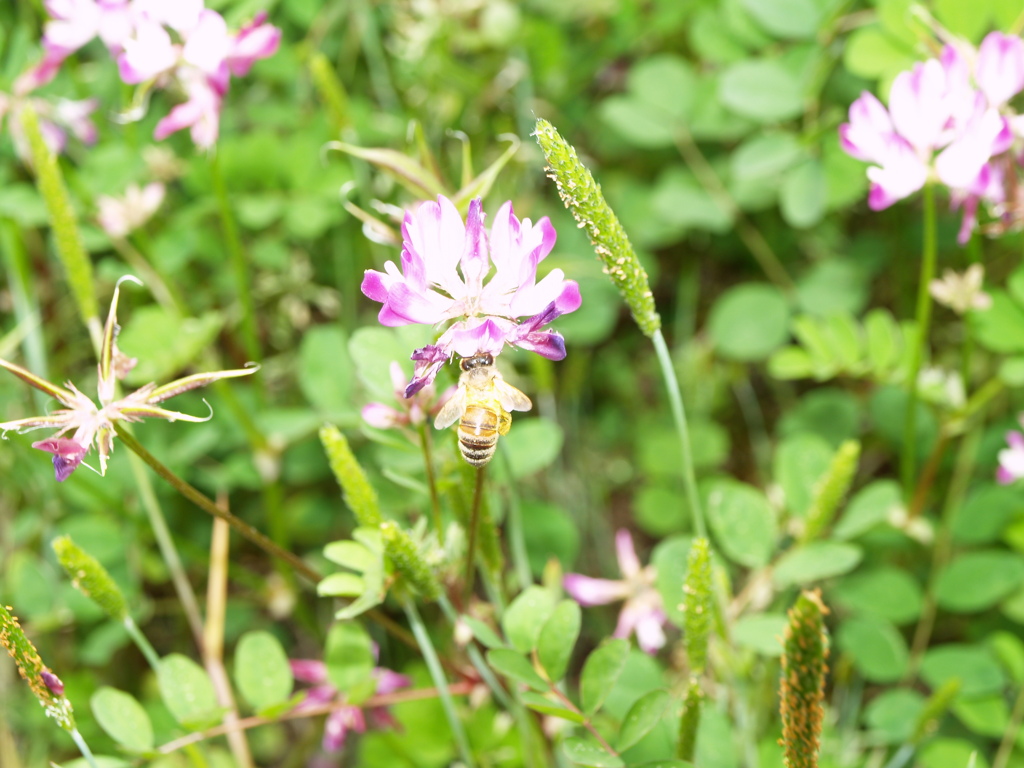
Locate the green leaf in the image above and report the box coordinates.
[462,616,505,649]
[299,326,356,417]
[772,542,863,588]
[988,630,1024,683]
[953,695,1010,738]
[562,735,625,768]
[718,59,804,123]
[325,622,375,704]
[502,585,558,654]
[317,572,365,597]
[486,648,548,691]
[617,689,671,752]
[502,418,565,478]
[651,168,733,234]
[324,540,377,571]
[157,654,220,729]
[951,484,1024,545]
[234,630,293,713]
[90,687,153,753]
[580,638,630,716]
[935,550,1024,612]
[629,55,697,120]
[837,615,908,682]
[739,0,822,39]
[730,133,803,182]
[780,160,826,229]
[653,534,696,627]
[732,613,788,656]
[863,689,926,744]
[119,308,225,386]
[919,739,993,768]
[707,283,791,362]
[599,95,680,149]
[830,566,923,625]
[537,600,581,683]
[520,691,586,722]
[843,26,917,80]
[773,433,833,518]
[833,480,902,540]
[971,290,1024,354]
[921,644,1005,698]
[705,479,778,567]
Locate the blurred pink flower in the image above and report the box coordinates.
[997,430,1024,484]
[290,658,411,753]
[0,93,98,161]
[361,361,455,429]
[976,32,1024,108]
[97,182,165,237]
[361,196,581,396]
[0,277,257,481]
[563,529,667,654]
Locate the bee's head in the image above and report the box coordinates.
[460,353,494,371]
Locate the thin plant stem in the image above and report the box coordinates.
[157,682,473,754]
[901,183,938,502]
[123,617,161,670]
[126,448,206,646]
[203,515,255,768]
[437,595,513,709]
[994,682,1024,768]
[673,126,795,293]
[210,151,261,371]
[501,448,532,591]
[464,466,486,603]
[652,329,706,538]
[906,427,980,678]
[115,423,321,584]
[403,600,476,768]
[69,729,100,768]
[418,422,443,535]
[908,433,949,520]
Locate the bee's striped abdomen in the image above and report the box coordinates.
[458,405,501,467]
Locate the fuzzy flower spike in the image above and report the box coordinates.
[361,195,581,396]
[0,276,258,481]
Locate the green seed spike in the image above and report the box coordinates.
[319,424,383,527]
[802,440,860,544]
[19,104,100,344]
[677,678,703,762]
[52,536,129,621]
[780,590,829,768]
[533,118,661,338]
[682,537,713,676]
[0,603,76,731]
[380,522,441,601]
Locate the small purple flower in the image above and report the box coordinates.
[361,196,581,396]
[997,430,1024,484]
[361,361,456,430]
[0,277,258,481]
[290,658,411,753]
[563,529,667,654]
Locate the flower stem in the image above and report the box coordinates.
[652,329,706,538]
[403,600,476,768]
[115,423,322,584]
[123,617,161,671]
[901,183,938,502]
[464,466,486,603]
[994,681,1024,768]
[418,422,443,535]
[500,448,533,591]
[210,151,261,372]
[69,729,100,768]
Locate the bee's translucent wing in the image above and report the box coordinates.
[434,386,468,429]
[494,380,532,413]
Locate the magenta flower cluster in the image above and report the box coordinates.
[19,0,280,149]
[361,195,581,396]
[840,32,1024,243]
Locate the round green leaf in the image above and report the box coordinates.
[157,654,220,728]
[863,688,926,744]
[707,284,791,362]
[90,687,154,753]
[951,485,1024,545]
[919,739,992,768]
[837,615,908,682]
[617,689,671,752]
[719,60,803,123]
[935,550,1024,612]
[829,566,923,625]
[739,0,822,39]
[780,160,827,229]
[580,638,630,716]
[971,290,1024,354]
[503,418,564,478]
[599,96,679,149]
[299,325,355,417]
[325,622,375,703]
[921,644,1006,698]
[843,26,917,80]
[732,613,788,656]
[705,479,778,567]
[537,600,581,683]
[832,480,902,540]
[773,433,833,518]
[730,133,803,182]
[234,630,293,713]
[628,55,697,119]
[562,735,625,768]
[503,585,558,654]
[486,648,548,691]
[772,542,863,588]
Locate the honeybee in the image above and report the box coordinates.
[434,353,532,467]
